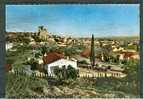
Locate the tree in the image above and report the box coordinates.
[40,46,48,56]
[53,66,63,80]
[16,34,30,44]
[67,65,78,79]
[122,59,139,95]
[62,65,67,80]
[53,65,78,80]
[64,47,77,56]
[31,61,38,70]
[27,58,38,70]
[102,45,113,62]
[90,34,95,68]
[6,58,14,65]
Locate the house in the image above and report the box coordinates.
[112,47,124,52]
[119,50,139,60]
[80,49,90,58]
[47,37,56,44]
[131,54,139,60]
[6,43,13,51]
[43,52,77,76]
[29,41,36,46]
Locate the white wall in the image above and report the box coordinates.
[6,43,13,51]
[45,59,77,75]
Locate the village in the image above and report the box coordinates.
[6,26,139,97]
[6,26,139,78]
[5,4,140,97]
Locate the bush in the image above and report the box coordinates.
[79,60,88,64]
[95,75,139,95]
[6,73,48,97]
[53,66,63,80]
[53,65,78,80]
[66,65,78,79]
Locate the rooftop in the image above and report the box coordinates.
[43,52,64,64]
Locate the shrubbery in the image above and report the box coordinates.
[53,65,78,80]
[6,73,48,97]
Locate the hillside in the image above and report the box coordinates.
[6,73,138,98]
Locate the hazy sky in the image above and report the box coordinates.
[6,4,139,37]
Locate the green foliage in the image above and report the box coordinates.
[124,59,139,83]
[53,65,78,80]
[71,44,86,51]
[40,46,48,55]
[16,34,31,44]
[79,60,88,64]
[90,34,95,67]
[110,54,120,63]
[6,44,33,70]
[26,58,39,70]
[66,65,78,79]
[96,42,114,63]
[6,73,48,98]
[95,77,118,91]
[31,61,38,70]
[58,44,86,56]
[6,57,15,64]
[61,66,67,79]
[32,35,41,42]
[127,45,137,50]
[39,44,59,55]
[102,45,113,62]
[95,59,139,95]
[53,66,63,80]
[34,52,41,58]
[64,46,79,56]
[95,76,139,96]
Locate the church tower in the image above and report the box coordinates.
[38,26,48,41]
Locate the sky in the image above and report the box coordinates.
[6,4,139,37]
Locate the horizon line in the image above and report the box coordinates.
[6,31,139,38]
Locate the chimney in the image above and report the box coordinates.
[44,53,47,57]
[66,56,70,60]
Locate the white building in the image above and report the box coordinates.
[43,52,78,76]
[45,58,77,76]
[6,43,13,51]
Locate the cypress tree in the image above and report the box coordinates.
[90,34,95,68]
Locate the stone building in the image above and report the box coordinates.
[38,26,48,40]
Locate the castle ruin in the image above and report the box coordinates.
[37,26,48,41]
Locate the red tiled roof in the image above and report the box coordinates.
[80,49,91,57]
[43,52,64,64]
[124,53,135,58]
[120,51,137,59]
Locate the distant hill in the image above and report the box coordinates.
[6,32,139,42]
[95,36,139,41]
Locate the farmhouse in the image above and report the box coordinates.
[119,50,139,60]
[43,52,77,76]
